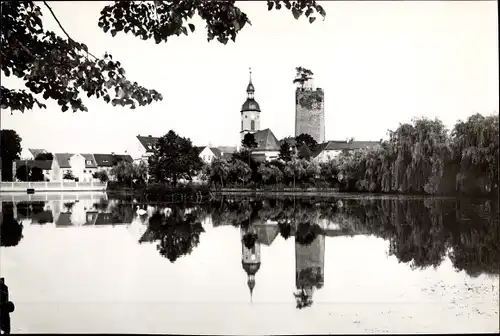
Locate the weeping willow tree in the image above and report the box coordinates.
[333,114,498,197]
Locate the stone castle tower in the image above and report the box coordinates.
[241,224,261,303]
[294,77,325,143]
[240,67,261,143]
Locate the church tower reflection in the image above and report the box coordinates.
[241,223,261,303]
[294,226,325,309]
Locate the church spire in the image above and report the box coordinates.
[246,67,255,98]
[247,275,255,304]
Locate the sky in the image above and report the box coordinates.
[1,1,498,156]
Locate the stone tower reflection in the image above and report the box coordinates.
[294,229,325,308]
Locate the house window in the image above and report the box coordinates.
[251,120,255,131]
[83,170,86,173]
[86,160,92,165]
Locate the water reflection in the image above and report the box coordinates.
[139,206,205,262]
[1,195,498,313]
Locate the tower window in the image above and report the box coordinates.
[251,120,255,131]
[245,115,248,118]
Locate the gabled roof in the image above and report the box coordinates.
[81,154,98,168]
[93,154,133,167]
[253,128,280,151]
[28,149,47,158]
[53,153,74,168]
[15,160,52,170]
[312,140,382,158]
[209,147,222,158]
[137,135,159,153]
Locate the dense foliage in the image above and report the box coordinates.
[148,130,203,185]
[110,160,147,186]
[15,165,44,181]
[203,114,498,197]
[0,130,22,181]
[2,1,325,113]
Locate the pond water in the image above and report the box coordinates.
[1,192,498,334]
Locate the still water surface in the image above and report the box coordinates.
[1,192,498,334]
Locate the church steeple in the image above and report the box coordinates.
[247,67,255,99]
[241,225,261,304]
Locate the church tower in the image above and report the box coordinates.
[241,224,261,303]
[240,68,261,143]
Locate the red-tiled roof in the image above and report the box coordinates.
[137,135,159,153]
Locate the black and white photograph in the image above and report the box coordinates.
[0,0,498,334]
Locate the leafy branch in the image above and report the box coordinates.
[1,1,162,114]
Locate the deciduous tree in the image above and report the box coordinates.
[148,130,203,185]
[1,130,22,181]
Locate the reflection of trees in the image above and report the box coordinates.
[108,202,135,224]
[207,197,499,277]
[0,203,23,247]
[242,231,258,249]
[141,206,205,262]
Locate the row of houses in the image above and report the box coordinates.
[131,133,381,165]
[14,151,133,182]
[13,134,381,182]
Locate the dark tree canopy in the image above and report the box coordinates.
[34,152,53,160]
[148,130,203,185]
[15,165,44,181]
[242,133,258,150]
[295,133,317,151]
[1,129,22,181]
[279,142,293,162]
[2,1,325,114]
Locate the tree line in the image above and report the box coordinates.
[205,114,499,197]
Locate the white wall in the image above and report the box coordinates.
[69,154,86,181]
[199,146,215,164]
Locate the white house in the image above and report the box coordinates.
[52,153,86,181]
[126,134,159,164]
